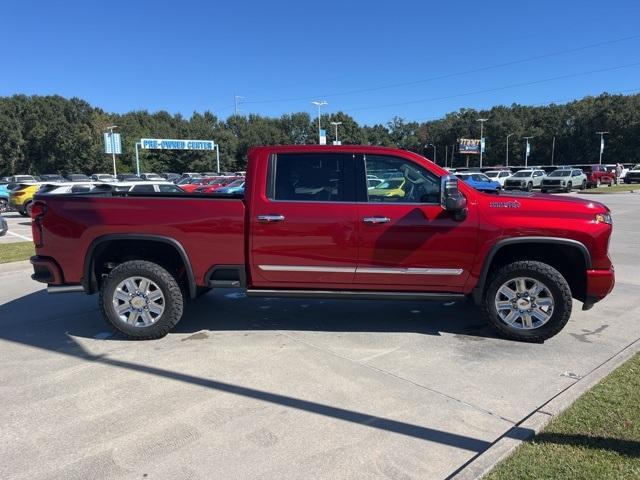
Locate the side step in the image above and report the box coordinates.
[246,289,465,302]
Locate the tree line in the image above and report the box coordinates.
[0,92,638,176]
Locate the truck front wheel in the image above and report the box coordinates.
[99,260,185,339]
[482,261,572,342]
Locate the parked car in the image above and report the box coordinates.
[367,178,406,198]
[38,174,65,182]
[10,183,41,216]
[91,174,117,182]
[29,145,615,343]
[583,165,615,188]
[160,173,181,182]
[484,170,512,186]
[181,172,202,179]
[64,174,91,182]
[108,181,185,194]
[140,173,164,181]
[0,183,10,212]
[455,172,501,193]
[116,173,140,182]
[190,177,239,193]
[0,214,7,237]
[215,179,245,195]
[2,175,37,183]
[624,165,640,184]
[38,183,101,195]
[503,169,546,191]
[541,169,587,193]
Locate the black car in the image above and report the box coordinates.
[116,173,140,182]
[64,174,91,182]
[160,173,181,182]
[91,174,117,182]
[38,174,65,182]
[625,165,640,184]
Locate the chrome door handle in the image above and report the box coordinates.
[363,216,391,224]
[258,214,285,223]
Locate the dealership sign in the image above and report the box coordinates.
[141,138,215,150]
[459,138,480,154]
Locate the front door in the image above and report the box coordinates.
[250,152,358,287]
[355,154,477,290]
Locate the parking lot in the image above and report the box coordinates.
[0,212,32,244]
[0,192,638,479]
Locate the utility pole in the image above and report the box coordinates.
[523,136,534,167]
[234,95,245,117]
[551,136,556,166]
[596,131,609,164]
[134,141,141,176]
[426,143,436,164]
[450,144,455,167]
[477,118,488,168]
[506,133,514,167]
[445,145,449,168]
[311,101,328,144]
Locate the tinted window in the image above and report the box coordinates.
[70,185,91,193]
[270,153,353,202]
[131,184,155,193]
[365,155,439,204]
[158,184,181,193]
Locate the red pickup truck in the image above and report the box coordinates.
[30,145,615,342]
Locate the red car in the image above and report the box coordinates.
[584,164,615,188]
[179,177,223,193]
[30,145,614,342]
[195,177,241,193]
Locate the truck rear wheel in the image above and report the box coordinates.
[99,260,184,339]
[482,261,572,342]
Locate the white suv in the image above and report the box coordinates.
[503,169,546,191]
[541,169,587,193]
[484,170,512,186]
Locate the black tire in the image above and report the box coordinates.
[18,207,29,217]
[24,201,34,217]
[565,182,572,193]
[482,260,572,342]
[99,260,184,339]
[541,189,547,194]
[526,182,533,192]
[581,180,587,190]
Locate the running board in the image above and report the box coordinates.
[47,285,85,294]
[246,289,465,302]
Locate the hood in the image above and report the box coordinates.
[481,190,609,213]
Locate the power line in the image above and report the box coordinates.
[242,34,640,105]
[344,61,640,113]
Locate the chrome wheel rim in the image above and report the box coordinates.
[112,276,165,327]
[494,277,554,330]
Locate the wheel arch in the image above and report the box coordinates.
[83,234,197,298]
[473,237,591,304]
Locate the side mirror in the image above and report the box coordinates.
[440,175,468,220]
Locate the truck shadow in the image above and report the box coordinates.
[0,288,502,347]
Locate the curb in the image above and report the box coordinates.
[0,260,32,274]
[451,338,640,480]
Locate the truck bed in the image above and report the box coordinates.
[34,192,246,287]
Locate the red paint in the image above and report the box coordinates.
[31,145,614,307]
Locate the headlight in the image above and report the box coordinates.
[595,213,612,225]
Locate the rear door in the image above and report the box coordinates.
[355,154,477,290]
[249,152,358,287]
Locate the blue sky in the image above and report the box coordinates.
[2,0,640,125]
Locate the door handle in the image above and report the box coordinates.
[363,216,391,224]
[258,214,285,223]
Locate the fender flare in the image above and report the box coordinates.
[83,234,197,298]
[472,236,591,304]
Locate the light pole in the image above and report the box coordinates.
[450,144,455,167]
[596,131,609,164]
[311,101,328,144]
[426,143,437,164]
[506,133,514,167]
[523,136,534,167]
[477,118,488,168]
[551,136,556,166]
[445,145,449,168]
[330,121,342,145]
[134,141,141,176]
[214,143,220,173]
[106,125,118,176]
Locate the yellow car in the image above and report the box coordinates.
[367,178,406,199]
[10,184,40,216]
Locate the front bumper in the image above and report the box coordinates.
[582,266,615,310]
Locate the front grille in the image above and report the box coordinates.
[505,180,524,187]
[542,180,562,186]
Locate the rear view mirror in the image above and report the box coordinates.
[440,175,468,220]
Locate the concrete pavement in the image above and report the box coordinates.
[0,193,638,479]
[0,211,33,243]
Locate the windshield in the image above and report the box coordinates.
[512,171,533,178]
[485,171,499,178]
[632,165,640,171]
[549,170,571,177]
